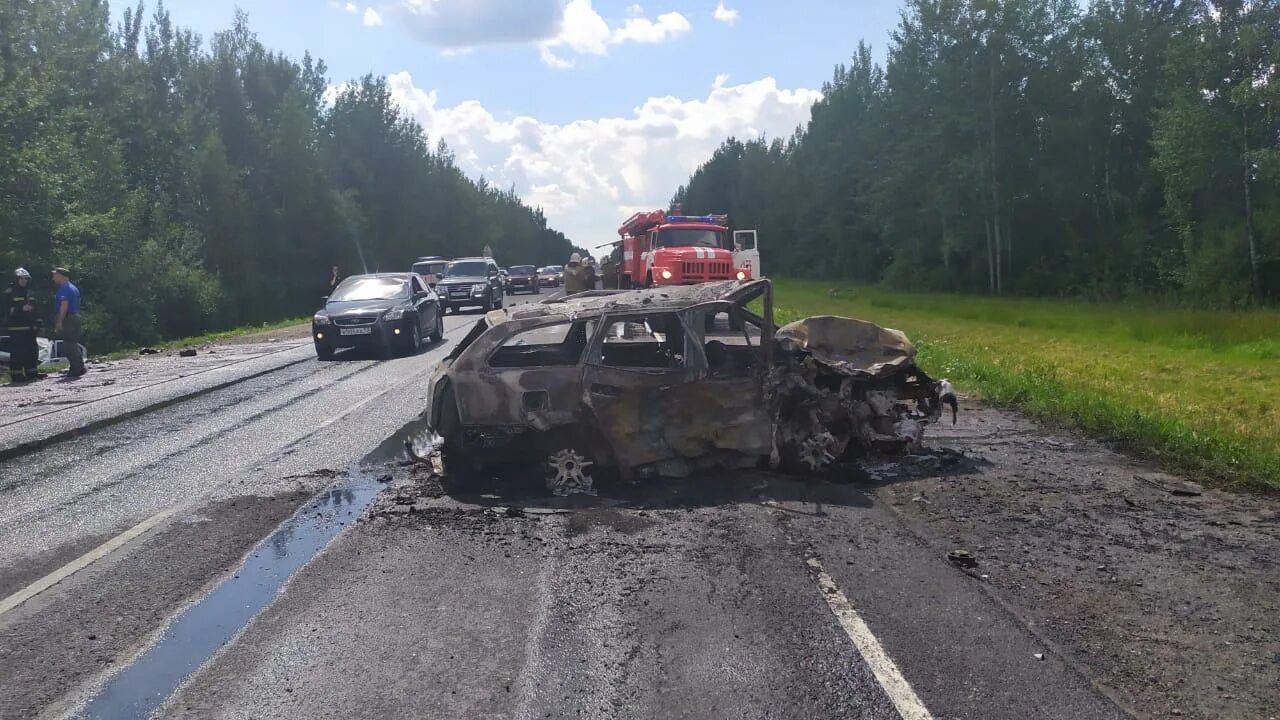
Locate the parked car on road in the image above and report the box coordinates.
[505,265,539,295]
[312,272,443,360]
[538,265,564,287]
[436,257,504,314]
[411,257,449,288]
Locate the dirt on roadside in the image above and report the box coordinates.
[874,401,1280,720]
[214,323,310,346]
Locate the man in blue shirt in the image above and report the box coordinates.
[51,267,86,378]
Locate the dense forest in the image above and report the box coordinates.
[0,0,576,352]
[674,0,1279,305]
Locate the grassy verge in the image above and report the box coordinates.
[4,317,309,385]
[774,280,1280,492]
[94,316,310,362]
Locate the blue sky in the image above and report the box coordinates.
[114,0,903,249]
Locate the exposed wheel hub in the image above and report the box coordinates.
[547,448,596,496]
[799,432,837,472]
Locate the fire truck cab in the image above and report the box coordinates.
[616,210,759,288]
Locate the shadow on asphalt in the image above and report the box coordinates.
[318,337,449,362]
[440,464,877,511]
[431,446,992,514]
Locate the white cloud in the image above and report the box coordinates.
[713,1,739,26]
[363,7,383,26]
[389,0,564,48]
[611,10,692,44]
[383,72,821,247]
[539,0,692,69]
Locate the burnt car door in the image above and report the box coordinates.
[581,311,700,471]
[675,289,775,462]
[580,306,771,474]
[462,318,596,436]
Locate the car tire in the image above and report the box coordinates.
[429,311,444,342]
[315,343,334,361]
[404,323,422,356]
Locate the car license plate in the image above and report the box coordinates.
[339,327,372,336]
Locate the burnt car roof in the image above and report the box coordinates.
[499,279,767,324]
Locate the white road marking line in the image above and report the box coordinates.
[807,556,935,720]
[0,508,178,618]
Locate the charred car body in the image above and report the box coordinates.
[423,279,956,495]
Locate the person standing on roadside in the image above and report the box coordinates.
[51,268,86,378]
[562,253,591,295]
[600,255,618,289]
[4,268,42,383]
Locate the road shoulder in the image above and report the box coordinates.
[870,400,1280,720]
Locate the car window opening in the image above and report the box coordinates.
[489,321,595,368]
[600,314,685,369]
[702,307,762,378]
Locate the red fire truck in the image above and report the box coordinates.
[614,210,759,288]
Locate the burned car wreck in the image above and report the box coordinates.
[423,279,957,495]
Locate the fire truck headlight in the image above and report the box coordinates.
[736,271,747,281]
[660,269,673,280]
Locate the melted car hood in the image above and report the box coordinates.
[775,315,915,379]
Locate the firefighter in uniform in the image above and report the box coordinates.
[600,254,618,289]
[562,253,591,295]
[5,267,41,382]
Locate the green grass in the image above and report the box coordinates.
[95,316,310,361]
[775,280,1280,492]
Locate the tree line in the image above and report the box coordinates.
[0,0,576,352]
[673,0,1279,306]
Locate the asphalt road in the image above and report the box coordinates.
[0,285,1131,720]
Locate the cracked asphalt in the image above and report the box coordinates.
[1,287,1273,720]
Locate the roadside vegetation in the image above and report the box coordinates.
[675,0,1279,306]
[94,316,310,362]
[775,280,1280,492]
[1,2,578,356]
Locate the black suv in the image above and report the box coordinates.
[436,257,504,314]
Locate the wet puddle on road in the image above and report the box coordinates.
[77,420,428,719]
